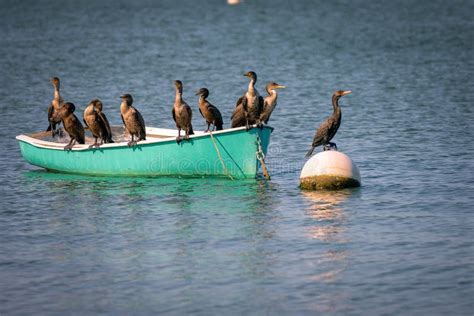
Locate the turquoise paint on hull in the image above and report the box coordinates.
[17,126,272,179]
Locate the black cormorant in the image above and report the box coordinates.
[306,90,352,157]
[196,88,223,132]
[231,71,264,129]
[172,80,194,143]
[46,77,64,137]
[59,102,85,151]
[120,94,146,147]
[259,82,286,124]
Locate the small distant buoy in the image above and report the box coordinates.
[300,150,361,190]
[227,0,240,5]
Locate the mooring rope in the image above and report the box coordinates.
[256,135,271,180]
[209,130,234,180]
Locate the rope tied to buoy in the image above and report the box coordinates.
[256,135,271,180]
[209,130,234,180]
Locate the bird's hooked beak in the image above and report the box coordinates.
[195,89,203,96]
[276,85,286,89]
[120,95,126,99]
[341,90,352,96]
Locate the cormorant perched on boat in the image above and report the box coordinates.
[59,102,85,151]
[120,94,146,147]
[305,90,352,157]
[259,82,286,124]
[83,99,113,148]
[172,80,194,143]
[94,99,114,144]
[46,77,64,137]
[195,88,223,132]
[231,71,264,129]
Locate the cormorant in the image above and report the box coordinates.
[120,94,146,147]
[306,90,352,157]
[231,71,264,129]
[259,82,286,124]
[59,102,85,151]
[83,99,113,148]
[94,99,114,144]
[172,80,194,143]
[46,77,64,137]
[195,88,223,132]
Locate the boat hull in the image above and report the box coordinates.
[16,126,272,179]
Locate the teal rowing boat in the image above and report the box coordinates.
[16,125,273,179]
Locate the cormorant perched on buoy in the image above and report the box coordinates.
[259,82,286,124]
[46,77,64,137]
[306,90,352,157]
[120,94,146,147]
[59,102,85,151]
[231,71,264,129]
[83,99,114,148]
[172,80,194,143]
[195,88,223,132]
[94,99,114,144]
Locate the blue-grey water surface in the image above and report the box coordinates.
[0,0,473,314]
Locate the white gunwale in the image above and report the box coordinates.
[16,125,273,151]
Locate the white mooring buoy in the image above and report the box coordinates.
[300,150,361,190]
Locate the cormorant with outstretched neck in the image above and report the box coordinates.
[46,77,64,137]
[94,99,114,144]
[196,88,223,132]
[306,90,352,157]
[259,82,286,124]
[172,80,194,143]
[120,94,146,147]
[231,71,264,129]
[59,102,85,151]
[83,99,113,148]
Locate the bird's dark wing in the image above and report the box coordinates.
[121,113,126,127]
[230,103,241,120]
[96,112,109,138]
[182,104,193,123]
[46,104,54,131]
[134,108,146,140]
[231,104,246,128]
[312,116,337,147]
[97,112,113,141]
[259,99,270,122]
[208,104,223,125]
[48,104,54,122]
[172,107,176,123]
[258,96,264,114]
[235,95,244,108]
[71,114,86,144]
[198,107,203,118]
[241,96,248,112]
[82,114,89,129]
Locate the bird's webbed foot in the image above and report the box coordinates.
[127,140,137,147]
[184,134,190,141]
[245,120,251,131]
[89,139,101,149]
[323,143,337,151]
[256,120,263,129]
[176,136,182,144]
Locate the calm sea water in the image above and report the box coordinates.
[1,0,473,314]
